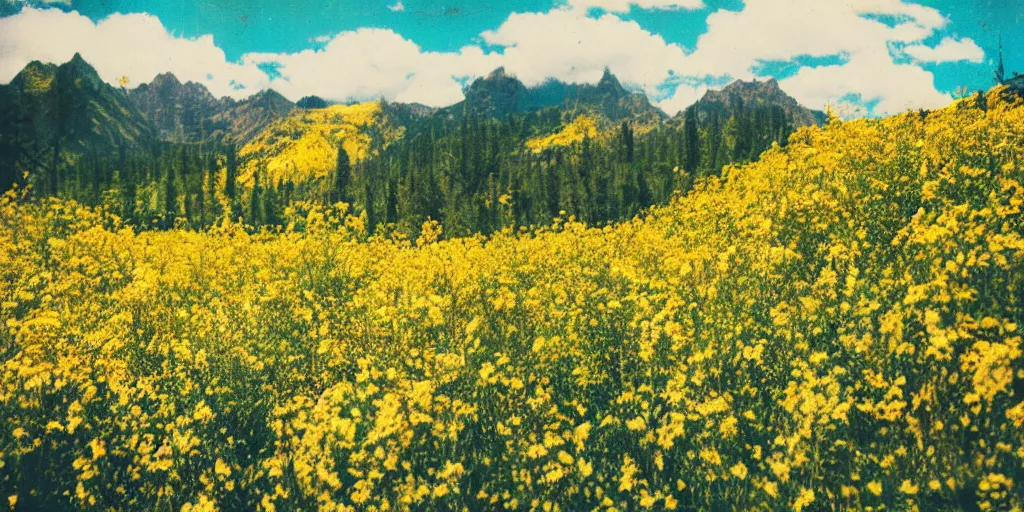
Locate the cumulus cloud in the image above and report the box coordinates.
[780,48,950,116]
[482,8,687,93]
[656,83,708,115]
[660,0,957,115]
[0,7,269,98]
[244,29,499,107]
[0,1,980,116]
[387,1,404,12]
[563,0,704,13]
[904,36,984,63]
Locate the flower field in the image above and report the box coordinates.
[1,88,1023,511]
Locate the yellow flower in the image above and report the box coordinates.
[89,438,106,460]
[729,462,748,480]
[867,481,883,496]
[898,480,919,495]
[793,488,815,512]
[215,458,232,478]
[578,458,593,478]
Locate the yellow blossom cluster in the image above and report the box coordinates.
[1,87,1023,510]
[525,114,603,153]
[238,101,403,188]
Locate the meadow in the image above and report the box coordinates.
[1,87,1023,511]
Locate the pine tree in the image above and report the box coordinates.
[385,179,398,224]
[995,38,1006,85]
[205,152,219,222]
[332,143,351,206]
[263,180,280,227]
[364,180,377,234]
[249,170,262,227]
[197,151,206,227]
[225,143,239,220]
[620,121,635,164]
[119,148,136,224]
[683,106,700,175]
[164,149,177,224]
[91,151,102,205]
[181,146,193,224]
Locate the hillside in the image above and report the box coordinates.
[2,87,1022,511]
[0,53,151,187]
[237,101,403,187]
[129,73,224,142]
[206,89,295,144]
[130,74,294,144]
[524,113,603,152]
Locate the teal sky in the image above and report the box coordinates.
[1,0,1021,116]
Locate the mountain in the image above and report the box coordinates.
[205,89,295,144]
[444,68,530,120]
[439,68,668,129]
[557,69,668,128]
[0,53,151,188]
[297,95,331,109]
[129,74,294,144]
[129,72,224,142]
[681,78,826,127]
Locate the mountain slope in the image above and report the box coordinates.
[129,74,294,144]
[207,89,295,144]
[238,101,403,187]
[0,53,151,188]
[439,68,667,129]
[129,72,224,142]
[683,78,825,127]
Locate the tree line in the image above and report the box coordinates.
[17,97,797,238]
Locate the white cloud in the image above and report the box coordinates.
[656,83,708,114]
[245,29,499,107]
[659,0,956,115]
[0,7,269,98]
[387,1,404,12]
[904,36,984,63]
[482,8,687,93]
[780,48,950,115]
[563,0,703,13]
[0,1,982,117]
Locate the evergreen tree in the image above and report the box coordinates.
[385,179,398,224]
[995,38,1006,85]
[332,143,351,205]
[364,181,377,234]
[205,152,219,222]
[90,150,102,205]
[180,146,193,224]
[196,151,206,227]
[620,121,635,164]
[119,148,136,224]
[263,180,280,227]
[225,143,239,220]
[250,170,262,227]
[683,107,700,175]
[164,149,177,223]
